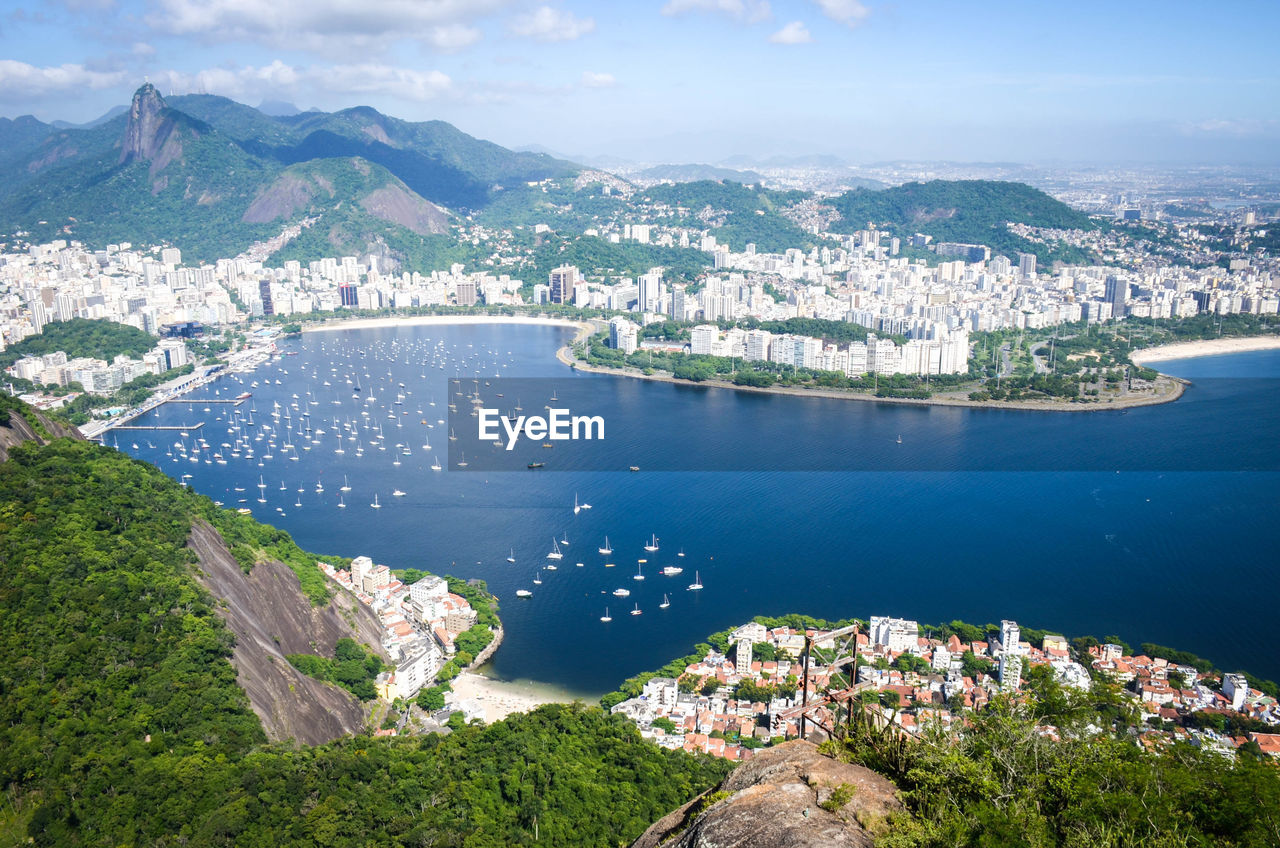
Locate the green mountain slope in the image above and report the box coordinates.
[827,179,1098,264]
[641,180,818,253]
[0,86,577,265]
[0,414,728,846]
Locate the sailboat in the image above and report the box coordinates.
[456,453,468,468]
[547,538,563,560]
[630,603,642,616]
[370,494,381,509]
[573,494,580,515]
[338,495,346,508]
[532,569,543,585]
[431,456,442,471]
[560,531,569,547]
[644,534,659,553]
[896,434,903,444]
[634,562,645,581]
[507,548,516,563]
[341,475,351,492]
[600,607,612,623]
[598,536,613,555]
[659,594,670,609]
[677,548,686,558]
[315,479,324,493]
[687,571,704,591]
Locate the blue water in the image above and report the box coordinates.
[118,326,1280,695]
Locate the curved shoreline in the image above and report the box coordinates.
[559,347,1187,413]
[1130,335,1280,364]
[300,314,594,337]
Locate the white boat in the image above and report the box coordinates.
[371,494,381,509]
[659,594,670,609]
[532,569,543,585]
[688,571,703,591]
[612,588,630,598]
[547,538,563,560]
[431,457,442,471]
[559,532,569,547]
[662,565,684,576]
[634,563,645,581]
[573,494,580,515]
[516,589,533,598]
[598,536,613,555]
[338,496,346,508]
[644,534,659,553]
[677,548,686,558]
[341,475,351,492]
[600,607,612,623]
[507,548,516,563]
[392,489,406,497]
[630,603,642,616]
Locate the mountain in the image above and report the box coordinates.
[0,84,578,266]
[0,402,729,845]
[827,179,1099,264]
[635,163,766,185]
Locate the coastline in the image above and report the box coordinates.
[301,314,595,337]
[1130,335,1280,364]
[559,347,1187,413]
[450,671,583,723]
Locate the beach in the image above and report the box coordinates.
[1130,335,1280,364]
[450,671,583,723]
[302,313,595,339]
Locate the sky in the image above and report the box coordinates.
[1,0,1278,165]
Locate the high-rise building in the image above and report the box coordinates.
[549,265,580,304]
[999,652,1022,692]
[735,638,753,675]
[338,284,358,307]
[258,279,274,315]
[1018,253,1037,277]
[690,325,718,355]
[455,280,477,307]
[1000,620,1021,654]
[1104,275,1127,318]
[638,272,662,313]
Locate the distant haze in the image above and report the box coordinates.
[0,1,1277,165]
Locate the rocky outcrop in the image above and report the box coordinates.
[186,519,388,745]
[631,741,902,848]
[0,403,81,462]
[360,183,449,234]
[119,83,171,165]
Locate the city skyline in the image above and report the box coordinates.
[1,1,1278,164]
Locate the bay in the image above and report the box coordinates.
[118,323,1280,695]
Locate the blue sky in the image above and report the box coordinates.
[2,0,1278,163]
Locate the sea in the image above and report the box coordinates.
[115,322,1280,697]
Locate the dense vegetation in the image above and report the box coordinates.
[0,422,729,846]
[0,318,156,371]
[826,180,1098,266]
[834,672,1280,847]
[640,180,819,254]
[287,637,386,701]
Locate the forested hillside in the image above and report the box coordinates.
[0,428,728,846]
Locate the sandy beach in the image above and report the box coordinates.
[302,313,594,337]
[1130,335,1280,365]
[450,671,582,723]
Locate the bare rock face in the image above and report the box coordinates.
[359,183,449,235]
[187,520,388,745]
[0,404,81,461]
[119,82,172,165]
[631,741,901,848]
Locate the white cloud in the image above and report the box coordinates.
[769,21,812,44]
[661,0,772,24]
[508,6,595,42]
[0,60,128,97]
[580,71,616,88]
[423,24,482,52]
[153,61,452,104]
[812,0,869,27]
[148,0,510,52]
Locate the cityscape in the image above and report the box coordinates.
[2,1,1280,846]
